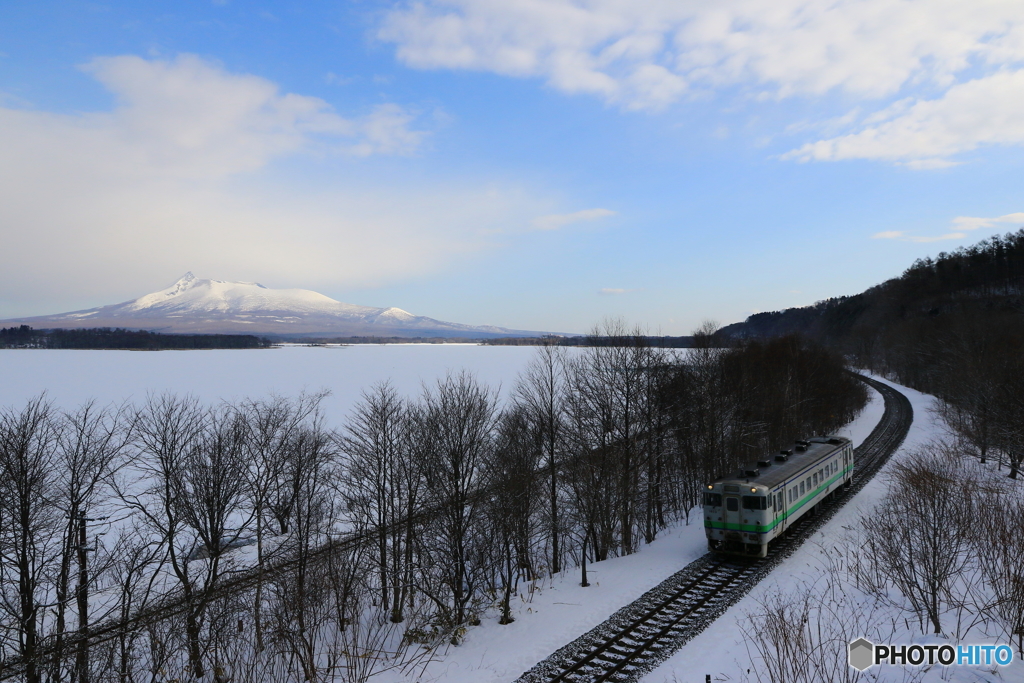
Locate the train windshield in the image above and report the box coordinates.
[742,495,768,510]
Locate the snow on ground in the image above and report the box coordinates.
[639,375,1024,683]
[371,380,887,683]
[7,348,1013,682]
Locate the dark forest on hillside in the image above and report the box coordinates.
[722,229,1024,478]
[0,326,271,350]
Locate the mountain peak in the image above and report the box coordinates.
[169,272,198,295]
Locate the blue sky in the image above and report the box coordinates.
[1,1,1023,334]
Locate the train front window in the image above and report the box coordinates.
[703,493,722,507]
[742,495,768,510]
[726,497,739,512]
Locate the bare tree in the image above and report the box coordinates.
[240,391,326,650]
[977,492,1024,655]
[857,445,976,634]
[266,411,339,683]
[513,343,568,575]
[106,525,165,683]
[741,579,900,683]
[119,394,211,679]
[51,401,131,682]
[0,396,61,683]
[485,407,542,623]
[340,382,419,624]
[414,372,498,633]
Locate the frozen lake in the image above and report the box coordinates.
[0,344,563,424]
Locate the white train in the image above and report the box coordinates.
[703,436,853,557]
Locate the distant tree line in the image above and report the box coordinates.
[721,229,1024,478]
[481,335,696,347]
[0,326,271,350]
[281,336,475,345]
[0,324,864,682]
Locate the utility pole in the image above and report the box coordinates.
[73,512,106,683]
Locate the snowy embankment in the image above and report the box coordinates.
[372,378,889,683]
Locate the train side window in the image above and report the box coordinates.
[703,493,722,507]
[726,497,738,512]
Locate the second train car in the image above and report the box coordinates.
[703,436,853,557]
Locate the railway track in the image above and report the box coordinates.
[513,374,913,683]
[0,376,911,682]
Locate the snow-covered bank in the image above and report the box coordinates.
[370,379,887,683]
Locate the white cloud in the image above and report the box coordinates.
[86,54,427,171]
[870,211,1024,243]
[952,212,1024,231]
[380,1,1024,105]
[379,0,1024,162]
[531,207,615,230]
[0,54,549,315]
[783,71,1024,166]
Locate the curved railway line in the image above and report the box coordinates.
[513,374,913,683]
[0,375,912,682]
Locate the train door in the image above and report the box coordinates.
[724,494,741,538]
[775,489,786,533]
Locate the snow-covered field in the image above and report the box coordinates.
[0,344,558,419]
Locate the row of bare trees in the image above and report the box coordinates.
[854,445,1024,643]
[0,326,865,682]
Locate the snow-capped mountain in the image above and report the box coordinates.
[3,273,543,338]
